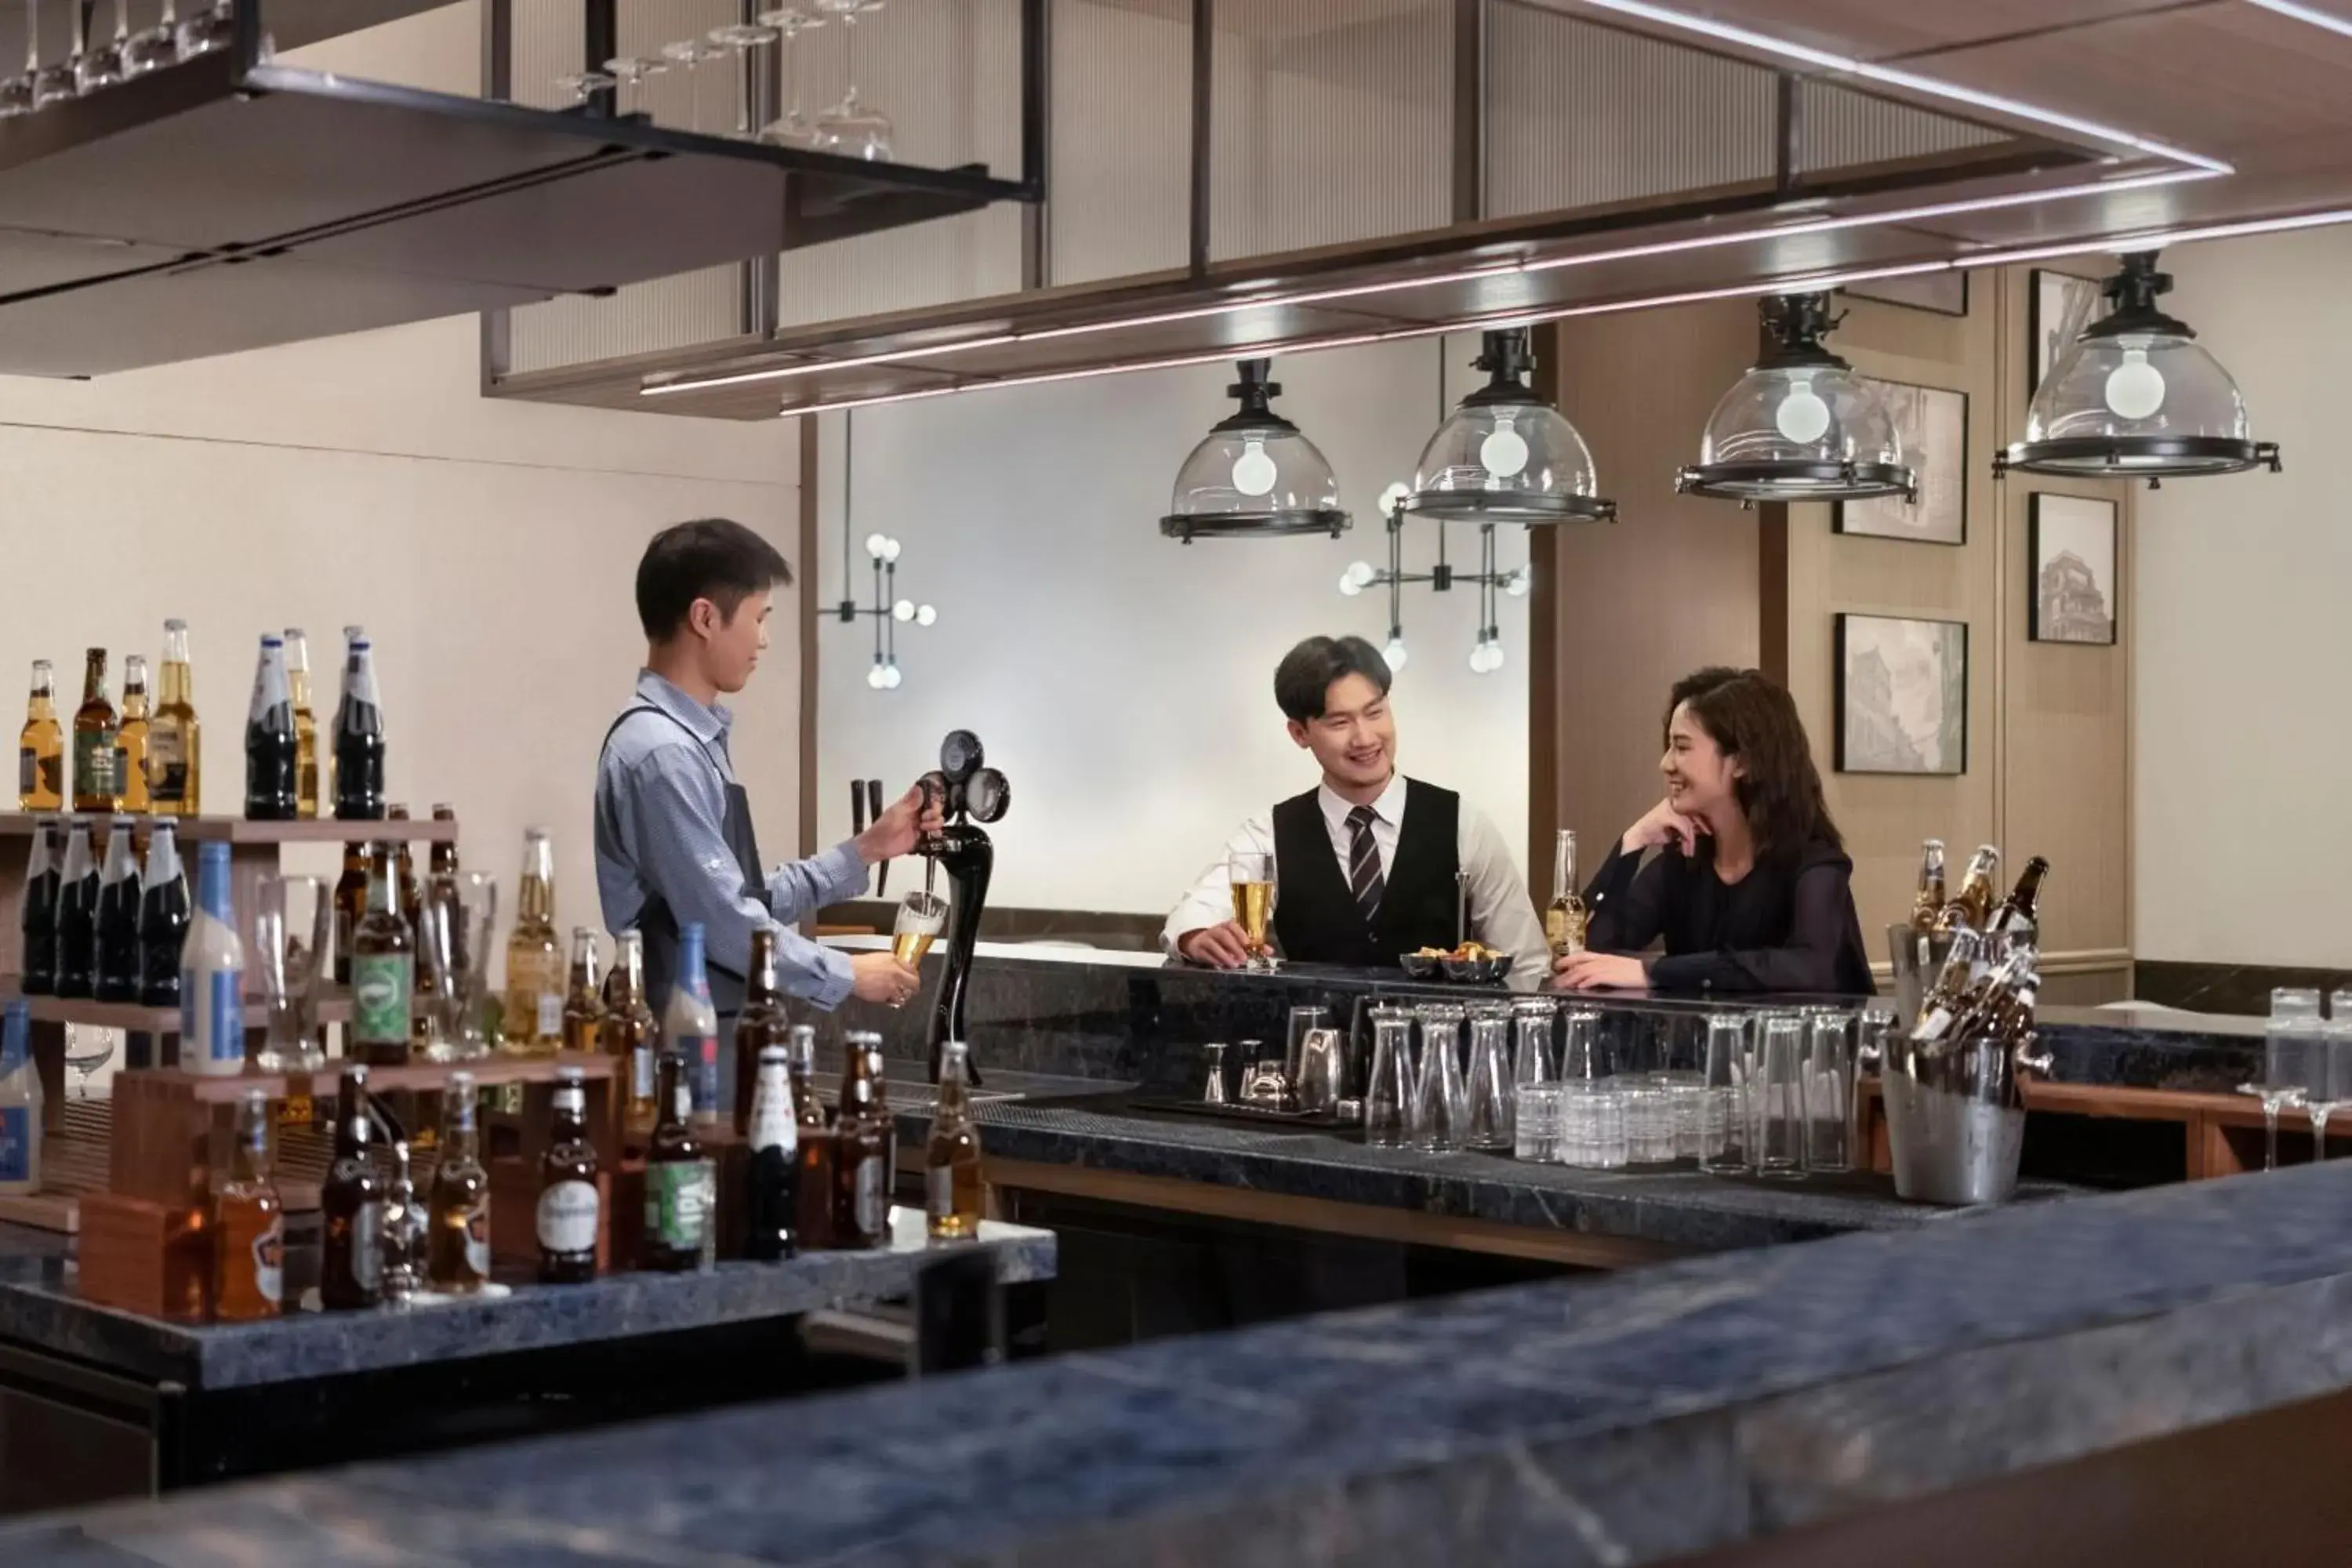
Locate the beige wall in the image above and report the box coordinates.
[2136,229,2350,967]
[0,5,799,967]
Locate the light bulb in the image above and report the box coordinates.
[1479,416,1530,481]
[1381,634,1409,673]
[1505,566,1532,598]
[1773,372,1833,445]
[882,662,903,690]
[881,536,902,563]
[1231,438,1278,498]
[866,664,887,690]
[1468,641,1489,674]
[865,532,888,560]
[2103,347,2167,421]
[915,604,937,626]
[1485,638,1506,673]
[892,599,916,622]
[1339,561,1374,597]
[1379,480,1410,517]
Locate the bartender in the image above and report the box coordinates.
[1554,666,1874,995]
[1163,634,1548,989]
[595,517,931,1024]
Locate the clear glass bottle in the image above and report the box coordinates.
[561,927,604,1055]
[503,829,562,1056]
[211,1088,283,1321]
[147,619,200,817]
[180,840,246,1076]
[426,1072,490,1295]
[601,928,658,1130]
[1544,829,1587,958]
[284,628,319,820]
[665,922,719,1126]
[0,1001,42,1198]
[17,659,62,812]
[925,1040,985,1242]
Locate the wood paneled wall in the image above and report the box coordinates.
[1531,267,2134,997]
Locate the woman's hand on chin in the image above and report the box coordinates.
[1551,952,1650,992]
[1621,797,1710,858]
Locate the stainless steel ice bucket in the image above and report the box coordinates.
[1880,1030,2053,1206]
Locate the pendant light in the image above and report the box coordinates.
[1676,293,1915,506]
[832,410,935,691]
[1994,251,2280,486]
[1399,327,1615,524]
[1161,359,1350,543]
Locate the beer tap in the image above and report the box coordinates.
[918,729,1010,1086]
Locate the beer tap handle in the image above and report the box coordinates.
[868,779,888,898]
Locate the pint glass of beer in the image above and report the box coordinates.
[893,891,949,973]
[1228,848,1277,972]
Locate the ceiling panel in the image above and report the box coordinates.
[1518,0,2206,64]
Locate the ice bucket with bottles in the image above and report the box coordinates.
[1886,923,1957,1033]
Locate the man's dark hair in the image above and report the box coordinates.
[635,518,793,642]
[1273,635,1393,723]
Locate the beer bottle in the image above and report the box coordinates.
[795,1127,840,1250]
[387,805,423,931]
[17,659,62,811]
[321,1065,387,1309]
[539,1065,601,1283]
[69,648,118,815]
[350,840,414,1067]
[1986,856,2051,942]
[283,629,319,820]
[242,634,299,822]
[644,1050,715,1271]
[19,816,59,996]
[114,655,150,815]
[331,840,371,986]
[1544,829,1588,958]
[53,816,99,999]
[925,1040,985,1242]
[665,921,720,1127]
[147,619,200,817]
[180,841,246,1077]
[601,928,659,1131]
[865,1036,897,1193]
[1911,927,1987,1044]
[426,1072,490,1294]
[1935,844,2002,934]
[379,1139,423,1306]
[788,1022,826,1133]
[136,822,189,1008]
[503,828,562,1056]
[561,927,604,1055]
[731,925,789,1138]
[93,815,142,1003]
[833,1045,890,1250]
[743,1043,799,1261]
[1907,839,1947,934]
[211,1087,284,1322]
[331,627,386,822]
[428,804,459,880]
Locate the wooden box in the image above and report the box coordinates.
[78,1191,209,1320]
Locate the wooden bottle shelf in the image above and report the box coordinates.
[0,977,354,1033]
[0,812,457,844]
[147,1048,618,1103]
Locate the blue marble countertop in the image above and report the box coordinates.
[0,1210,1054,1390]
[13,1156,2352,1566]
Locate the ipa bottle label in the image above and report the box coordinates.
[647,1160,714,1251]
[351,953,413,1047]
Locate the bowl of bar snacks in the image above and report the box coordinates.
[1404,942,1512,985]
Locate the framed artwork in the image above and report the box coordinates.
[2029,268,2103,402]
[1833,379,1966,546]
[1840,272,1968,318]
[1835,614,1969,776]
[2029,494,2119,645]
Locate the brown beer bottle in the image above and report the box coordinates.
[601,929,659,1133]
[925,1040,985,1242]
[538,1065,601,1283]
[319,1066,387,1310]
[1985,856,2051,942]
[796,1130,840,1250]
[731,925,789,1138]
[562,927,604,1056]
[833,1047,890,1250]
[70,648,118,815]
[332,840,373,986]
[349,842,414,1067]
[212,1088,285,1321]
[426,1072,490,1295]
[428,804,459,879]
[644,1051,714,1271]
[789,1023,826,1133]
[18,659,63,811]
[114,655,150,815]
[1936,845,2002,933]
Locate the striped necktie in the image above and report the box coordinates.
[1346,804,1385,931]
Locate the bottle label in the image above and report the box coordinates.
[855,1154,885,1238]
[72,731,116,799]
[464,1199,492,1279]
[0,1106,31,1185]
[648,1160,713,1249]
[351,953,413,1044]
[631,1044,655,1102]
[926,1165,955,1224]
[748,1076,798,1156]
[15,747,29,797]
[350,1200,383,1290]
[538,1180,601,1258]
[180,968,245,1065]
[679,1034,717,1116]
[113,747,129,798]
[252,1214,285,1305]
[535,994,563,1040]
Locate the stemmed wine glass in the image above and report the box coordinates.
[553,64,616,108]
[26,0,75,109]
[602,54,667,118]
[708,17,779,140]
[77,0,129,91]
[812,0,892,161]
[63,1023,114,1099]
[659,33,725,135]
[755,7,823,145]
[176,0,234,58]
[124,0,180,74]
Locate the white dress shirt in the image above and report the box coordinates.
[1162,775,1551,990]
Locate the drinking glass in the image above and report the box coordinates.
[2307,993,2352,1161]
[1620,1076,1675,1164]
[1511,1000,1555,1091]
[1410,1004,1467,1152]
[1655,1069,1708,1160]
[659,34,725,134]
[894,890,948,971]
[603,54,668,116]
[0,3,37,114]
[1364,1007,1414,1148]
[1559,1007,1604,1082]
[755,6,823,145]
[1802,1011,1860,1174]
[1284,1005,1329,1091]
[123,0,178,75]
[1556,1080,1625,1168]
[708,18,779,138]
[1753,1013,1806,1176]
[554,66,618,107]
[252,875,328,1073]
[78,0,128,90]
[2245,986,2323,1171]
[1514,1083,1561,1162]
[445,871,499,1058]
[416,895,464,1063]
[1700,1013,1751,1172]
[812,0,891,161]
[24,0,73,106]
[176,0,233,58]
[63,1023,114,1098]
[1465,1007,1512,1151]
[1228,848,1276,972]
[1201,1042,1229,1105]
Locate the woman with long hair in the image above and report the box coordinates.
[1553,666,1874,995]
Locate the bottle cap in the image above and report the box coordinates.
[759,1044,789,1064]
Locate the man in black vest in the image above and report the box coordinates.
[1163,634,1547,988]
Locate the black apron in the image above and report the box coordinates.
[598,702,774,1036]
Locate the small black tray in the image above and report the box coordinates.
[1124,1094,1358,1132]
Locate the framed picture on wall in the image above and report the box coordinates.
[2029,494,2119,645]
[1832,379,1966,546]
[1840,273,1969,318]
[2029,268,2103,402]
[1835,614,1969,775]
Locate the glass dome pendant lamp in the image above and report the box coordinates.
[1994,250,2281,486]
[1160,358,1351,543]
[1676,292,1915,506]
[1399,326,1616,524]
